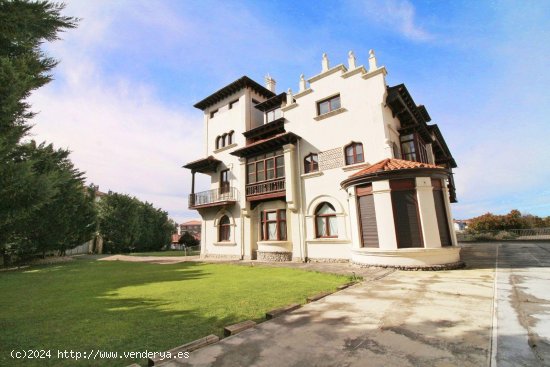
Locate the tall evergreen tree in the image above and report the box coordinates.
[0,1,78,262]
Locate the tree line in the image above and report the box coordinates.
[468,210,550,231]
[1,1,174,265]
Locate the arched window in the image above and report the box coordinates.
[219,215,230,242]
[215,136,221,150]
[345,142,364,165]
[304,153,319,173]
[221,133,227,147]
[315,202,338,238]
[228,131,234,145]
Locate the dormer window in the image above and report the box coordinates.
[317,94,341,115]
[266,107,282,123]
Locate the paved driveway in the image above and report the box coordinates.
[159,242,549,367]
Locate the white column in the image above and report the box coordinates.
[443,180,458,246]
[347,188,362,250]
[283,143,298,211]
[415,177,442,248]
[372,180,398,249]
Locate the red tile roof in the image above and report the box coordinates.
[181,220,201,226]
[350,158,443,177]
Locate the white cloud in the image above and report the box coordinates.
[357,0,433,41]
[28,1,205,223]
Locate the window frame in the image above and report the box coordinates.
[246,149,285,184]
[220,169,230,194]
[265,107,282,124]
[344,142,364,165]
[218,215,231,242]
[400,133,428,163]
[260,209,287,241]
[317,94,341,116]
[304,153,319,174]
[314,202,338,238]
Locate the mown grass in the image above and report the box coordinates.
[0,259,349,366]
[128,250,195,257]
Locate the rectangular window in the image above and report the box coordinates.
[400,133,428,163]
[357,184,379,248]
[266,107,282,123]
[220,169,229,194]
[229,99,239,109]
[317,95,341,115]
[210,109,218,118]
[246,151,285,184]
[261,209,287,241]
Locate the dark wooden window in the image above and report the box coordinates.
[266,107,282,123]
[432,179,452,246]
[345,142,364,165]
[400,133,428,163]
[221,133,227,147]
[229,99,239,109]
[210,109,218,118]
[215,136,221,150]
[304,153,319,173]
[356,184,379,248]
[260,209,286,241]
[392,142,400,159]
[220,169,229,194]
[391,179,423,248]
[219,215,230,242]
[246,149,285,184]
[315,203,338,238]
[227,131,234,145]
[317,95,341,115]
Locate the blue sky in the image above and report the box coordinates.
[30,0,550,222]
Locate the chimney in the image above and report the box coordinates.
[265,74,276,93]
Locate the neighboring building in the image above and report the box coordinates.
[180,220,202,235]
[183,50,460,268]
[453,220,470,232]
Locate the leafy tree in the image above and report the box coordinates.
[179,231,199,247]
[0,0,78,263]
[98,194,173,253]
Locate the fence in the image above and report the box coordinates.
[457,228,550,242]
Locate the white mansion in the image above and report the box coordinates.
[184,50,461,268]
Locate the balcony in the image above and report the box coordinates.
[189,187,238,209]
[246,178,285,201]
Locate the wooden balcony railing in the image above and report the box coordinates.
[189,187,238,209]
[246,178,285,197]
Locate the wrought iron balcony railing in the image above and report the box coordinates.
[188,187,238,209]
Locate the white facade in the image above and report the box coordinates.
[184,51,461,268]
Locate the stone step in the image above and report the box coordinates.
[306,291,332,303]
[266,303,301,319]
[148,334,219,366]
[224,320,256,337]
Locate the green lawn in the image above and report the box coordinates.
[0,259,349,366]
[128,250,196,257]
